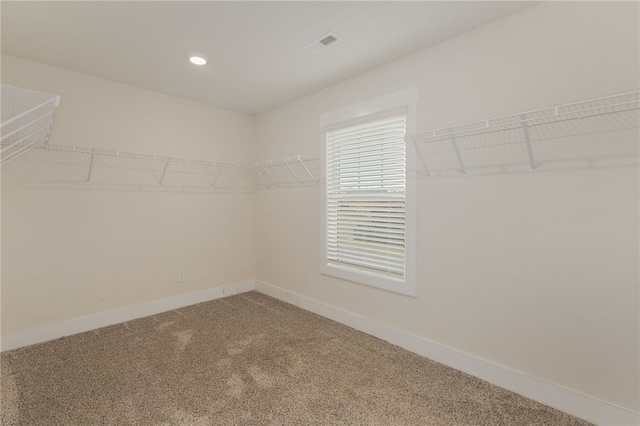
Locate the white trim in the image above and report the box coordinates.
[320,87,418,297]
[319,87,418,127]
[0,280,256,352]
[254,280,639,426]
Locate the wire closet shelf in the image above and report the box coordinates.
[1,84,319,191]
[1,84,60,166]
[412,91,640,178]
[10,144,320,191]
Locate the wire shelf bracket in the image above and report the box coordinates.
[450,134,467,177]
[252,155,320,188]
[520,114,537,174]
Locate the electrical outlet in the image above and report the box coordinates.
[177,270,186,283]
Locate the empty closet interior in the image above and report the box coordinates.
[1,2,639,425]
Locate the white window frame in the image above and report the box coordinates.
[320,87,417,296]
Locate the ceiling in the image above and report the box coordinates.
[1,1,537,115]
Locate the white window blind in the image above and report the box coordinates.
[326,114,407,280]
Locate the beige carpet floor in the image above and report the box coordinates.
[1,291,591,425]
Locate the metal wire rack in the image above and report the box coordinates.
[253,155,320,188]
[6,84,635,186]
[1,84,319,190]
[413,91,640,178]
[5,143,320,191]
[1,84,60,166]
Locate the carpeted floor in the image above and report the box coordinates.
[1,291,591,425]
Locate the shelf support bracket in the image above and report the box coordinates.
[87,150,95,183]
[414,141,431,179]
[450,135,466,177]
[520,114,537,174]
[254,168,268,188]
[283,159,302,184]
[298,158,315,181]
[262,167,275,186]
[159,160,170,185]
[253,166,267,184]
[210,166,222,188]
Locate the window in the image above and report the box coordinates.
[320,88,417,296]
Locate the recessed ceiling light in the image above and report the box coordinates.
[189,56,207,65]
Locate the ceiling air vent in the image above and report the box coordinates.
[304,32,340,52]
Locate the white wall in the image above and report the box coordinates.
[255,1,639,414]
[1,55,256,334]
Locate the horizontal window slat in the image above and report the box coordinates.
[328,179,405,187]
[328,146,405,157]
[328,223,405,229]
[328,240,405,255]
[329,230,404,238]
[328,194,405,201]
[328,172,405,180]
[327,201,405,207]
[328,234,404,252]
[328,152,405,163]
[327,215,406,225]
[329,135,406,150]
[327,202,406,210]
[327,167,406,176]
[327,204,405,211]
[328,238,405,246]
[328,165,405,175]
[328,238,405,248]
[329,141,406,152]
[327,217,404,222]
[329,212,405,217]
[328,213,406,219]
[331,125,406,141]
[327,199,406,205]
[327,248,405,265]
[328,208,406,215]
[328,175,405,183]
[327,220,406,230]
[327,254,405,275]
[328,181,406,187]
[327,260,405,279]
[328,189,405,195]
[328,209,406,214]
[328,179,406,188]
[328,185,405,191]
[329,150,405,161]
[328,233,405,242]
[329,138,406,152]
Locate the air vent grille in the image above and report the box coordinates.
[319,35,337,46]
[304,32,340,52]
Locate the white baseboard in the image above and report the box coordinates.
[0,280,256,352]
[254,280,639,426]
